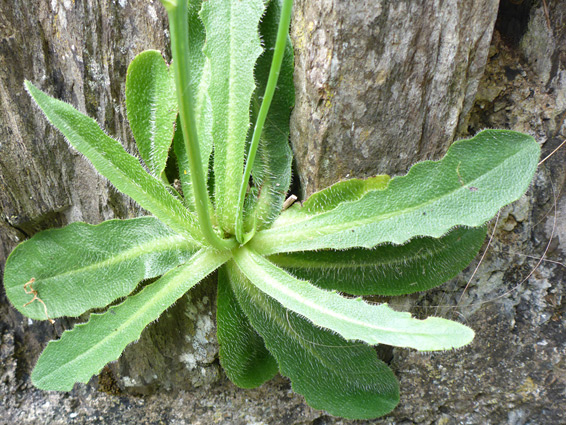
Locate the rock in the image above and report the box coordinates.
[290,0,499,197]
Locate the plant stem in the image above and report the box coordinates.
[235,0,294,244]
[163,0,235,250]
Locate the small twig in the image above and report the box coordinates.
[282,194,298,211]
[542,0,552,31]
[457,212,501,307]
[492,250,566,270]
[488,179,558,302]
[23,278,54,324]
[448,177,558,311]
[538,139,566,166]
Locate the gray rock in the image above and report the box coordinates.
[290,0,499,196]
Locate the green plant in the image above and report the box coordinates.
[3,0,540,419]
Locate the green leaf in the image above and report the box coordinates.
[167,0,237,251]
[301,175,391,215]
[169,0,209,210]
[232,247,474,351]
[172,116,196,210]
[25,81,204,243]
[125,50,177,178]
[251,130,540,254]
[227,261,399,420]
[4,217,198,320]
[187,0,214,176]
[269,226,487,296]
[200,0,265,234]
[31,248,230,391]
[267,175,390,232]
[217,265,278,388]
[246,0,295,230]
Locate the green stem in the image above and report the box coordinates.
[163,0,236,250]
[235,0,294,244]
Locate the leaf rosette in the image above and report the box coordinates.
[3,0,540,420]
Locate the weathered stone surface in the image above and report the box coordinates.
[290,0,500,197]
[0,0,169,237]
[1,0,565,424]
[108,278,222,394]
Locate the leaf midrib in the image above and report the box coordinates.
[256,293,382,377]
[33,233,193,286]
[255,145,530,250]
[35,268,185,386]
[97,143,199,242]
[239,248,456,341]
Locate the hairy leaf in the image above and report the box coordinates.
[25,81,203,243]
[269,226,487,296]
[302,175,391,214]
[233,247,474,351]
[4,217,198,320]
[269,175,391,231]
[251,130,540,254]
[188,0,214,172]
[172,116,195,210]
[249,0,295,230]
[200,0,265,234]
[125,50,177,178]
[217,265,278,388]
[227,261,399,419]
[31,248,230,391]
[173,0,214,210]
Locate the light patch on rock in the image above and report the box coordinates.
[180,310,216,372]
[193,314,214,347]
[243,418,267,425]
[548,185,566,257]
[521,7,555,85]
[179,352,197,370]
[147,5,158,22]
[58,9,67,29]
[555,71,566,112]
[509,196,530,223]
[122,376,137,387]
[183,302,198,321]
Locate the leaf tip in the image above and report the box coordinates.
[23,79,35,97]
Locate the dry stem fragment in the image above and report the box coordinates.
[23,278,54,324]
